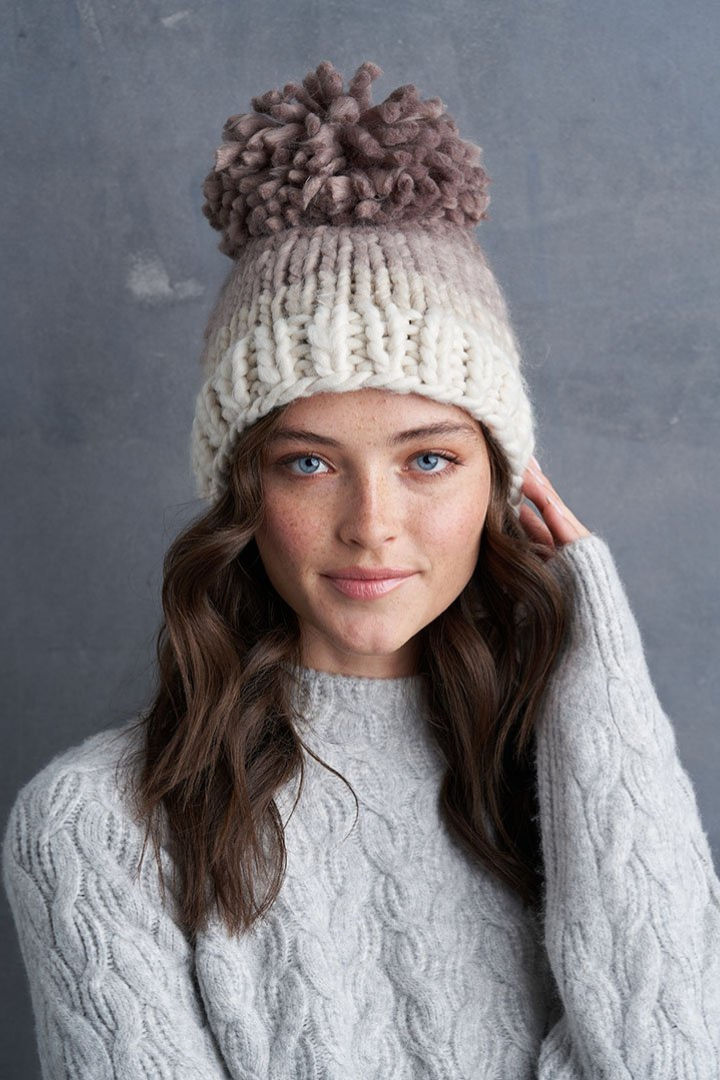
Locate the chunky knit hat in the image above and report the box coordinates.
[191,59,535,512]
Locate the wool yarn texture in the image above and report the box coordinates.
[191,59,536,512]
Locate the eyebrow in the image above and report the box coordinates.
[267,421,481,449]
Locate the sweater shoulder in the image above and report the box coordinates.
[2,721,145,886]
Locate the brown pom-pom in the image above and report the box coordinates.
[201,59,491,259]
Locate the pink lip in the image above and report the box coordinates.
[326,568,417,581]
[324,574,416,600]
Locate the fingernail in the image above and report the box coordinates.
[530,454,541,470]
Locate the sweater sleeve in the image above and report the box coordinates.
[2,732,231,1080]
[534,534,720,1078]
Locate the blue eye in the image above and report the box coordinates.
[408,451,461,478]
[289,455,328,475]
[415,453,443,472]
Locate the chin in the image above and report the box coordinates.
[337,636,410,658]
[322,624,414,659]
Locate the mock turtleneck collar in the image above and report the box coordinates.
[287,664,434,752]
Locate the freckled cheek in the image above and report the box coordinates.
[257,498,325,564]
[419,497,487,558]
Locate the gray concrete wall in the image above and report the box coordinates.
[2,1,718,1074]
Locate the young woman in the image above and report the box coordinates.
[4,59,720,1079]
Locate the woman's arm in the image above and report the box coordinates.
[535,534,720,1077]
[3,730,232,1080]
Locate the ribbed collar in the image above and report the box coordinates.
[288,664,434,752]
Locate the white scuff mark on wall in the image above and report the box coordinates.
[174,279,205,299]
[161,10,191,28]
[74,0,105,51]
[126,253,205,305]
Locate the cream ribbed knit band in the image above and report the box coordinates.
[191,220,536,512]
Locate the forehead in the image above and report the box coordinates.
[280,389,481,431]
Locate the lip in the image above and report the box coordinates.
[325,568,418,581]
[324,574,417,600]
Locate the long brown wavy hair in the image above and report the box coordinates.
[121,403,578,940]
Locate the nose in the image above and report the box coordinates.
[337,470,399,549]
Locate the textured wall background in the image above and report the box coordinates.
[2,1,719,1074]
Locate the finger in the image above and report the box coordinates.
[521,466,554,506]
[523,465,592,541]
[518,501,556,548]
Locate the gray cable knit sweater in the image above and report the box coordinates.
[4,534,720,1078]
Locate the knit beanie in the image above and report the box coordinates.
[191,59,535,513]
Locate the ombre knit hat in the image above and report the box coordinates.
[191,59,536,513]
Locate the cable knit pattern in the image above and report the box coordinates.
[4,534,720,1078]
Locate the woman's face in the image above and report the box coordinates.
[253,389,492,678]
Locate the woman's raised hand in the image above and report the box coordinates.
[520,455,592,549]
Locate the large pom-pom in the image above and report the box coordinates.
[201,59,491,260]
